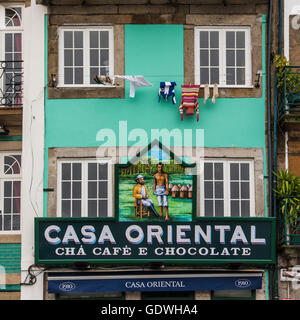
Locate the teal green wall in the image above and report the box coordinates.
[44,22,267,215]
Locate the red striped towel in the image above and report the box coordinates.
[179,85,200,121]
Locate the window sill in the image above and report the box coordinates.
[48,85,125,99]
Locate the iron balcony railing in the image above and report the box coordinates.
[279,198,300,246]
[279,65,300,115]
[0,60,23,107]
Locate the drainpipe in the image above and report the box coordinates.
[267,0,274,300]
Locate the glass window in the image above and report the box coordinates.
[59,27,113,87]
[195,27,251,87]
[212,290,255,300]
[58,160,111,218]
[200,160,254,217]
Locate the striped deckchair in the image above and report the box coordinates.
[179,85,200,121]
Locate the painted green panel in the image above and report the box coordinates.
[0,244,21,274]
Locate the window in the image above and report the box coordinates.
[211,290,255,300]
[0,153,21,232]
[57,159,112,217]
[58,27,114,87]
[195,27,251,87]
[0,6,23,106]
[199,160,255,217]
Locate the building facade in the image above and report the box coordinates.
[19,0,279,300]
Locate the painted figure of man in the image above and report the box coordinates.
[132,175,159,217]
[153,163,169,220]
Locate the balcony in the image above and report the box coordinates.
[279,198,300,246]
[0,60,23,109]
[279,66,300,128]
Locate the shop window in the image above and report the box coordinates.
[56,292,125,300]
[57,159,112,218]
[211,290,255,300]
[0,153,22,232]
[194,27,251,87]
[58,27,114,87]
[199,160,255,217]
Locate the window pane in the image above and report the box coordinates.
[200,50,209,66]
[72,163,82,180]
[210,68,219,84]
[100,31,109,48]
[88,163,97,180]
[13,198,20,214]
[4,198,11,213]
[230,182,239,199]
[99,200,108,217]
[236,50,245,67]
[226,68,235,85]
[230,163,239,180]
[241,200,250,217]
[237,68,245,85]
[241,182,250,199]
[74,50,83,67]
[200,31,209,48]
[98,181,107,198]
[62,163,71,180]
[72,200,81,217]
[62,200,71,217]
[226,31,235,48]
[90,31,99,48]
[64,50,73,67]
[12,215,20,230]
[72,182,81,199]
[100,67,108,76]
[231,200,240,217]
[241,163,249,180]
[4,215,11,230]
[200,68,209,84]
[62,182,71,199]
[204,200,213,217]
[226,50,235,67]
[64,68,73,85]
[204,163,213,180]
[90,67,99,84]
[204,181,213,198]
[236,31,245,48]
[215,181,223,199]
[0,215,2,230]
[214,163,223,180]
[64,31,73,48]
[210,31,219,48]
[90,50,99,66]
[210,50,219,66]
[4,181,12,197]
[100,49,109,66]
[99,163,108,180]
[74,68,83,84]
[215,200,224,217]
[88,200,97,217]
[13,181,21,197]
[5,34,12,52]
[88,181,97,198]
[74,31,83,48]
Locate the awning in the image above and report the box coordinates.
[48,271,263,293]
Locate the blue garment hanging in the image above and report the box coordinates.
[158,82,176,104]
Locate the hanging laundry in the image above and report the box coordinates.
[212,83,219,104]
[158,82,176,104]
[203,83,210,104]
[179,85,200,121]
[114,75,152,98]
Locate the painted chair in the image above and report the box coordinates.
[134,200,149,218]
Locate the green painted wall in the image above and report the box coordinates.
[44,22,267,215]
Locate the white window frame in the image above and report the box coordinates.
[57,158,113,218]
[199,159,255,217]
[58,26,114,88]
[0,152,22,234]
[194,26,252,88]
